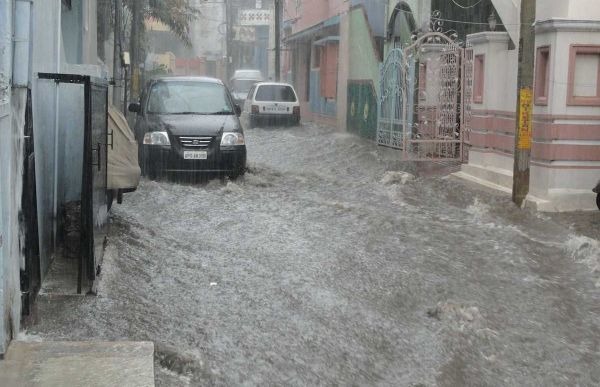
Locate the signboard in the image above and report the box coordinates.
[239,9,272,26]
[517,88,533,150]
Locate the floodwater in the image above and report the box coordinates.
[28,123,600,386]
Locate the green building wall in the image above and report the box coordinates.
[346,7,381,140]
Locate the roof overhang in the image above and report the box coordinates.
[285,15,340,42]
[313,36,340,46]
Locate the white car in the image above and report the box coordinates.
[244,82,300,127]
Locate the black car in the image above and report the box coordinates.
[129,77,246,179]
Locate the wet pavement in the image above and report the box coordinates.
[28,123,600,386]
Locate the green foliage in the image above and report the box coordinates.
[125,0,201,46]
[147,63,171,77]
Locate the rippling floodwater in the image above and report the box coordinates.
[29,123,600,386]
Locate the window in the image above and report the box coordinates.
[535,46,550,105]
[312,45,321,69]
[474,55,485,104]
[567,45,600,106]
[255,85,298,102]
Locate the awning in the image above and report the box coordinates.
[285,15,340,42]
[313,36,340,46]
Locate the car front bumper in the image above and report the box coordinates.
[141,145,247,174]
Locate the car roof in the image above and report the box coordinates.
[254,82,295,88]
[151,76,224,85]
[233,69,262,76]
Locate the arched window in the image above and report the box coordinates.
[387,2,417,49]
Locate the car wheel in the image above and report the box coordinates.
[596,193,600,210]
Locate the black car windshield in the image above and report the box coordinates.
[255,85,297,102]
[232,79,257,93]
[147,81,234,115]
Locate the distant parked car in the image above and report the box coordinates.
[230,69,263,105]
[244,82,300,128]
[129,77,246,179]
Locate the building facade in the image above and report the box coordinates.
[283,0,387,130]
[0,0,105,355]
[284,0,600,211]
[457,0,600,211]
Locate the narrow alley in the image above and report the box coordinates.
[27,123,600,386]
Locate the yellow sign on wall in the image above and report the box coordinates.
[518,88,533,150]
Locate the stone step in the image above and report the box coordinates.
[0,341,155,387]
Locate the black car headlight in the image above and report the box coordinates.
[143,131,171,146]
[220,132,245,147]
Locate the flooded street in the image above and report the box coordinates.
[29,123,600,386]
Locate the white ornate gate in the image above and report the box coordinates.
[377,22,473,161]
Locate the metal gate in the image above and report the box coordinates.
[377,30,473,161]
[38,73,109,294]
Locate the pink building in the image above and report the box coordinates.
[456,0,600,211]
[283,0,349,126]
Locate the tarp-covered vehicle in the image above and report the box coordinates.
[107,104,141,210]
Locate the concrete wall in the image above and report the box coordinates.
[32,0,104,276]
[0,0,25,355]
[388,0,431,31]
[351,0,386,37]
[190,0,224,59]
[285,0,347,33]
[346,7,382,140]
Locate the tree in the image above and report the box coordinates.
[126,0,201,47]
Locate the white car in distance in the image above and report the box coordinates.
[244,82,300,128]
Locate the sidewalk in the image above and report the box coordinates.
[0,341,154,387]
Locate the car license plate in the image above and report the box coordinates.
[264,105,288,113]
[184,151,208,160]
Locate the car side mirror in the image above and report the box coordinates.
[234,104,242,117]
[128,102,141,113]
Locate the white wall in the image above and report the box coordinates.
[536,0,568,20]
[0,0,24,355]
[469,32,518,113]
[189,0,225,59]
[568,0,600,19]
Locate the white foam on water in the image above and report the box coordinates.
[16,331,44,342]
[566,235,600,287]
[466,197,489,218]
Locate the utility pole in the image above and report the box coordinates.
[274,0,281,81]
[225,0,233,82]
[512,0,536,207]
[130,0,142,99]
[112,0,123,106]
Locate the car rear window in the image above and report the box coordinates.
[255,85,297,102]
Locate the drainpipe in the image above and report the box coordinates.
[52,0,61,251]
